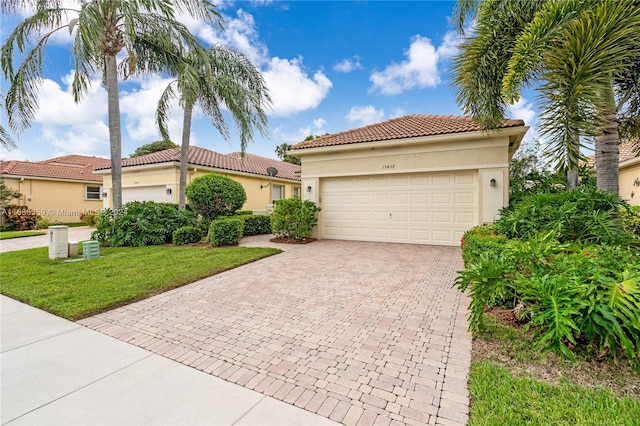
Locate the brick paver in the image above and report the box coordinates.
[79,235,470,425]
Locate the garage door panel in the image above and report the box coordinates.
[122,186,167,204]
[321,171,478,246]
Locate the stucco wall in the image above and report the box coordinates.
[101,165,301,213]
[2,177,103,222]
[619,160,640,206]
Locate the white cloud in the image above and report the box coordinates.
[370,32,461,95]
[313,118,327,129]
[334,56,363,73]
[345,105,385,126]
[263,57,332,117]
[507,97,539,145]
[272,117,328,144]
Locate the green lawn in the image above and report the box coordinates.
[0,245,281,320]
[0,230,46,240]
[469,316,640,425]
[469,362,640,426]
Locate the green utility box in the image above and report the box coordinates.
[83,241,100,260]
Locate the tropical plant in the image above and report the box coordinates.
[185,174,247,242]
[92,201,196,247]
[275,143,301,165]
[157,45,270,210]
[270,197,321,241]
[1,0,220,212]
[129,140,178,158]
[452,0,640,194]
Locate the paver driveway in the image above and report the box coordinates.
[80,236,471,425]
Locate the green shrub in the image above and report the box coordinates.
[495,187,634,245]
[80,212,98,226]
[0,222,15,232]
[241,214,271,236]
[234,210,254,216]
[186,174,246,223]
[210,217,244,246]
[271,198,320,240]
[36,214,54,230]
[460,224,508,267]
[621,206,640,236]
[5,205,39,230]
[91,202,196,247]
[172,226,203,245]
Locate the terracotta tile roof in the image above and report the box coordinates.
[97,146,300,181]
[620,142,639,163]
[585,141,638,168]
[0,154,109,182]
[291,114,526,150]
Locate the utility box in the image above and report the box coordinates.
[83,241,100,260]
[68,241,79,257]
[49,226,69,259]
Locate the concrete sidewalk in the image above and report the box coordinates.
[0,296,338,425]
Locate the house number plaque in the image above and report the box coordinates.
[382,164,396,169]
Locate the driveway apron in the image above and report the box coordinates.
[79,236,471,425]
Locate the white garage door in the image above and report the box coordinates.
[321,172,478,245]
[122,186,168,204]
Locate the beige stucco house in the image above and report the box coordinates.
[618,142,640,206]
[95,147,301,213]
[291,114,528,246]
[0,155,110,222]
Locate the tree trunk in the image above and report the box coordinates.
[567,169,578,190]
[105,53,123,213]
[179,104,193,210]
[595,109,620,194]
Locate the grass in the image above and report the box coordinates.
[0,245,281,320]
[0,230,46,240]
[469,315,640,425]
[469,362,640,426]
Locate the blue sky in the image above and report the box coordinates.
[0,0,537,162]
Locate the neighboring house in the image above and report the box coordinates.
[0,155,111,222]
[291,114,528,246]
[585,142,640,206]
[618,142,640,207]
[94,147,301,213]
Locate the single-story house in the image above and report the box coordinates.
[585,141,639,206]
[618,142,639,206]
[291,114,528,246]
[0,155,111,222]
[94,146,301,213]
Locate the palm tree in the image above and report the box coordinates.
[156,46,270,210]
[1,0,220,211]
[453,0,640,193]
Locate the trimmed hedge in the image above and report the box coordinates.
[210,217,244,246]
[241,214,271,236]
[172,226,203,245]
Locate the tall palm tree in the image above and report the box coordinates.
[156,46,271,210]
[453,0,640,193]
[1,0,220,211]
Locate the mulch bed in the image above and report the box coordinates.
[270,237,316,244]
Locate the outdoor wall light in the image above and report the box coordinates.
[102,192,107,198]
[490,178,497,187]
[166,188,172,195]
[306,186,312,192]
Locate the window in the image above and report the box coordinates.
[292,186,301,197]
[85,185,102,200]
[272,185,284,203]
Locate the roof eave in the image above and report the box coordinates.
[291,126,530,157]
